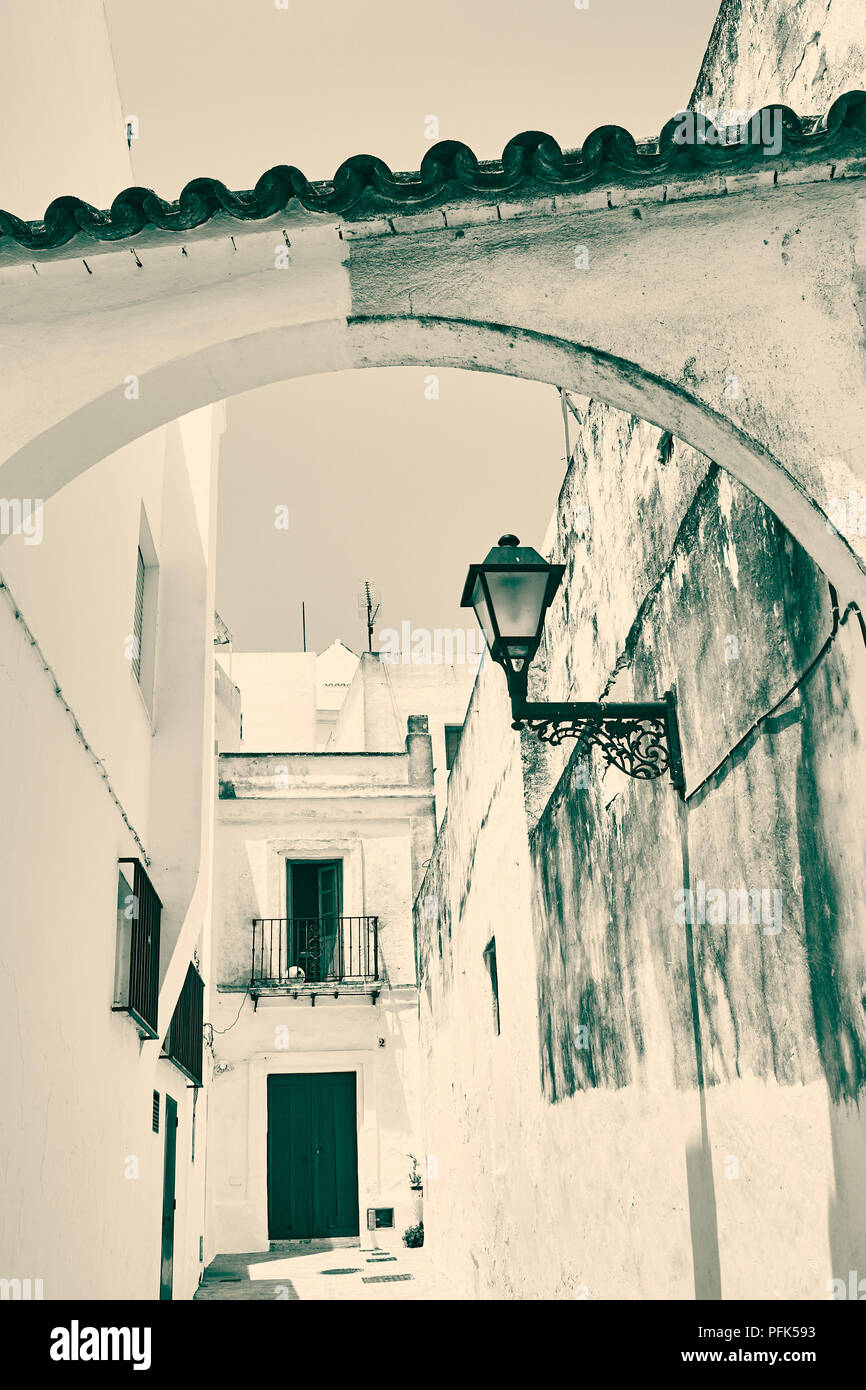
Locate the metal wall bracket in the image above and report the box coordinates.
[511,686,685,794]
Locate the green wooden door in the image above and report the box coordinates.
[267,1072,359,1239]
[159,1095,177,1299]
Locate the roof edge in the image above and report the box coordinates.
[2,93,864,252]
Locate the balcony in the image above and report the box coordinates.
[251,916,379,996]
[162,962,205,1087]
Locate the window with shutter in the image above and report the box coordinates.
[113,857,162,1038]
[444,723,463,771]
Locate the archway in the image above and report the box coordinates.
[2,314,864,606]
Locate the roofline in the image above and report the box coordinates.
[1,93,863,253]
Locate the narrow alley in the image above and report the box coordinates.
[195,1240,462,1301]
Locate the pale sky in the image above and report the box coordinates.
[105,0,721,653]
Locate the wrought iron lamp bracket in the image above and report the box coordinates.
[509,683,684,793]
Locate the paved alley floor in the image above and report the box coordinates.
[194,1238,464,1301]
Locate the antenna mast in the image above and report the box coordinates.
[359,580,380,654]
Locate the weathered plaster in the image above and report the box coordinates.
[692,1,866,119]
[1,151,865,608]
[414,404,866,1300]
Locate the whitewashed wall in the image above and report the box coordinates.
[0,1,220,1300]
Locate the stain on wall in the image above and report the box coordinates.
[412,1,866,1300]
[414,393,866,1298]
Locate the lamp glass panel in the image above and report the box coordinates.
[471,576,497,648]
[502,640,532,664]
[483,570,550,639]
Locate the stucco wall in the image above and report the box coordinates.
[229,653,318,751]
[3,125,864,620]
[215,804,419,989]
[415,380,866,1298]
[410,0,866,1302]
[329,654,475,822]
[0,0,131,216]
[690,0,866,117]
[0,0,221,1299]
[0,424,216,1300]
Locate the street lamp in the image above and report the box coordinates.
[461,535,684,791]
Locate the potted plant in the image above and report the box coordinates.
[403,1220,424,1248]
[408,1153,424,1226]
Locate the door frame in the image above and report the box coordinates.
[249,1054,371,1250]
[265,839,364,929]
[267,1071,359,1239]
[285,858,343,981]
[285,857,343,916]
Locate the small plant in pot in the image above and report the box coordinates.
[403,1220,424,1248]
[408,1153,424,1192]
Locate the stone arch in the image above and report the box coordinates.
[2,312,863,606]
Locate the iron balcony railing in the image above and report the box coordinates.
[251,917,379,987]
[113,857,162,1038]
[163,962,205,1087]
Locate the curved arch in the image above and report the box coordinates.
[2,313,864,604]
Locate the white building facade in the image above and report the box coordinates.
[0,3,225,1301]
[207,648,469,1254]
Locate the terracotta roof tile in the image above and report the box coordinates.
[1,92,863,252]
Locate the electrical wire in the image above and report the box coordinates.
[0,569,150,863]
[684,585,862,805]
[209,992,249,1034]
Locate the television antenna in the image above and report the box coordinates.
[358,581,381,653]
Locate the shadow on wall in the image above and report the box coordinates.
[795,627,866,1287]
[679,797,723,1302]
[527,503,866,1297]
[530,749,724,1297]
[530,756,692,1101]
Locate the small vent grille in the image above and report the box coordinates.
[152,1090,160,1133]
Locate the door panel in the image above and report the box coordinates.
[267,1072,359,1239]
[317,863,340,979]
[159,1095,177,1300]
[267,1075,313,1239]
[311,1072,358,1235]
[285,860,342,981]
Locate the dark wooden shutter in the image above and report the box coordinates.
[317,863,340,978]
[163,964,205,1086]
[115,857,162,1037]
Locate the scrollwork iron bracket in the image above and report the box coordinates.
[510,687,684,794]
